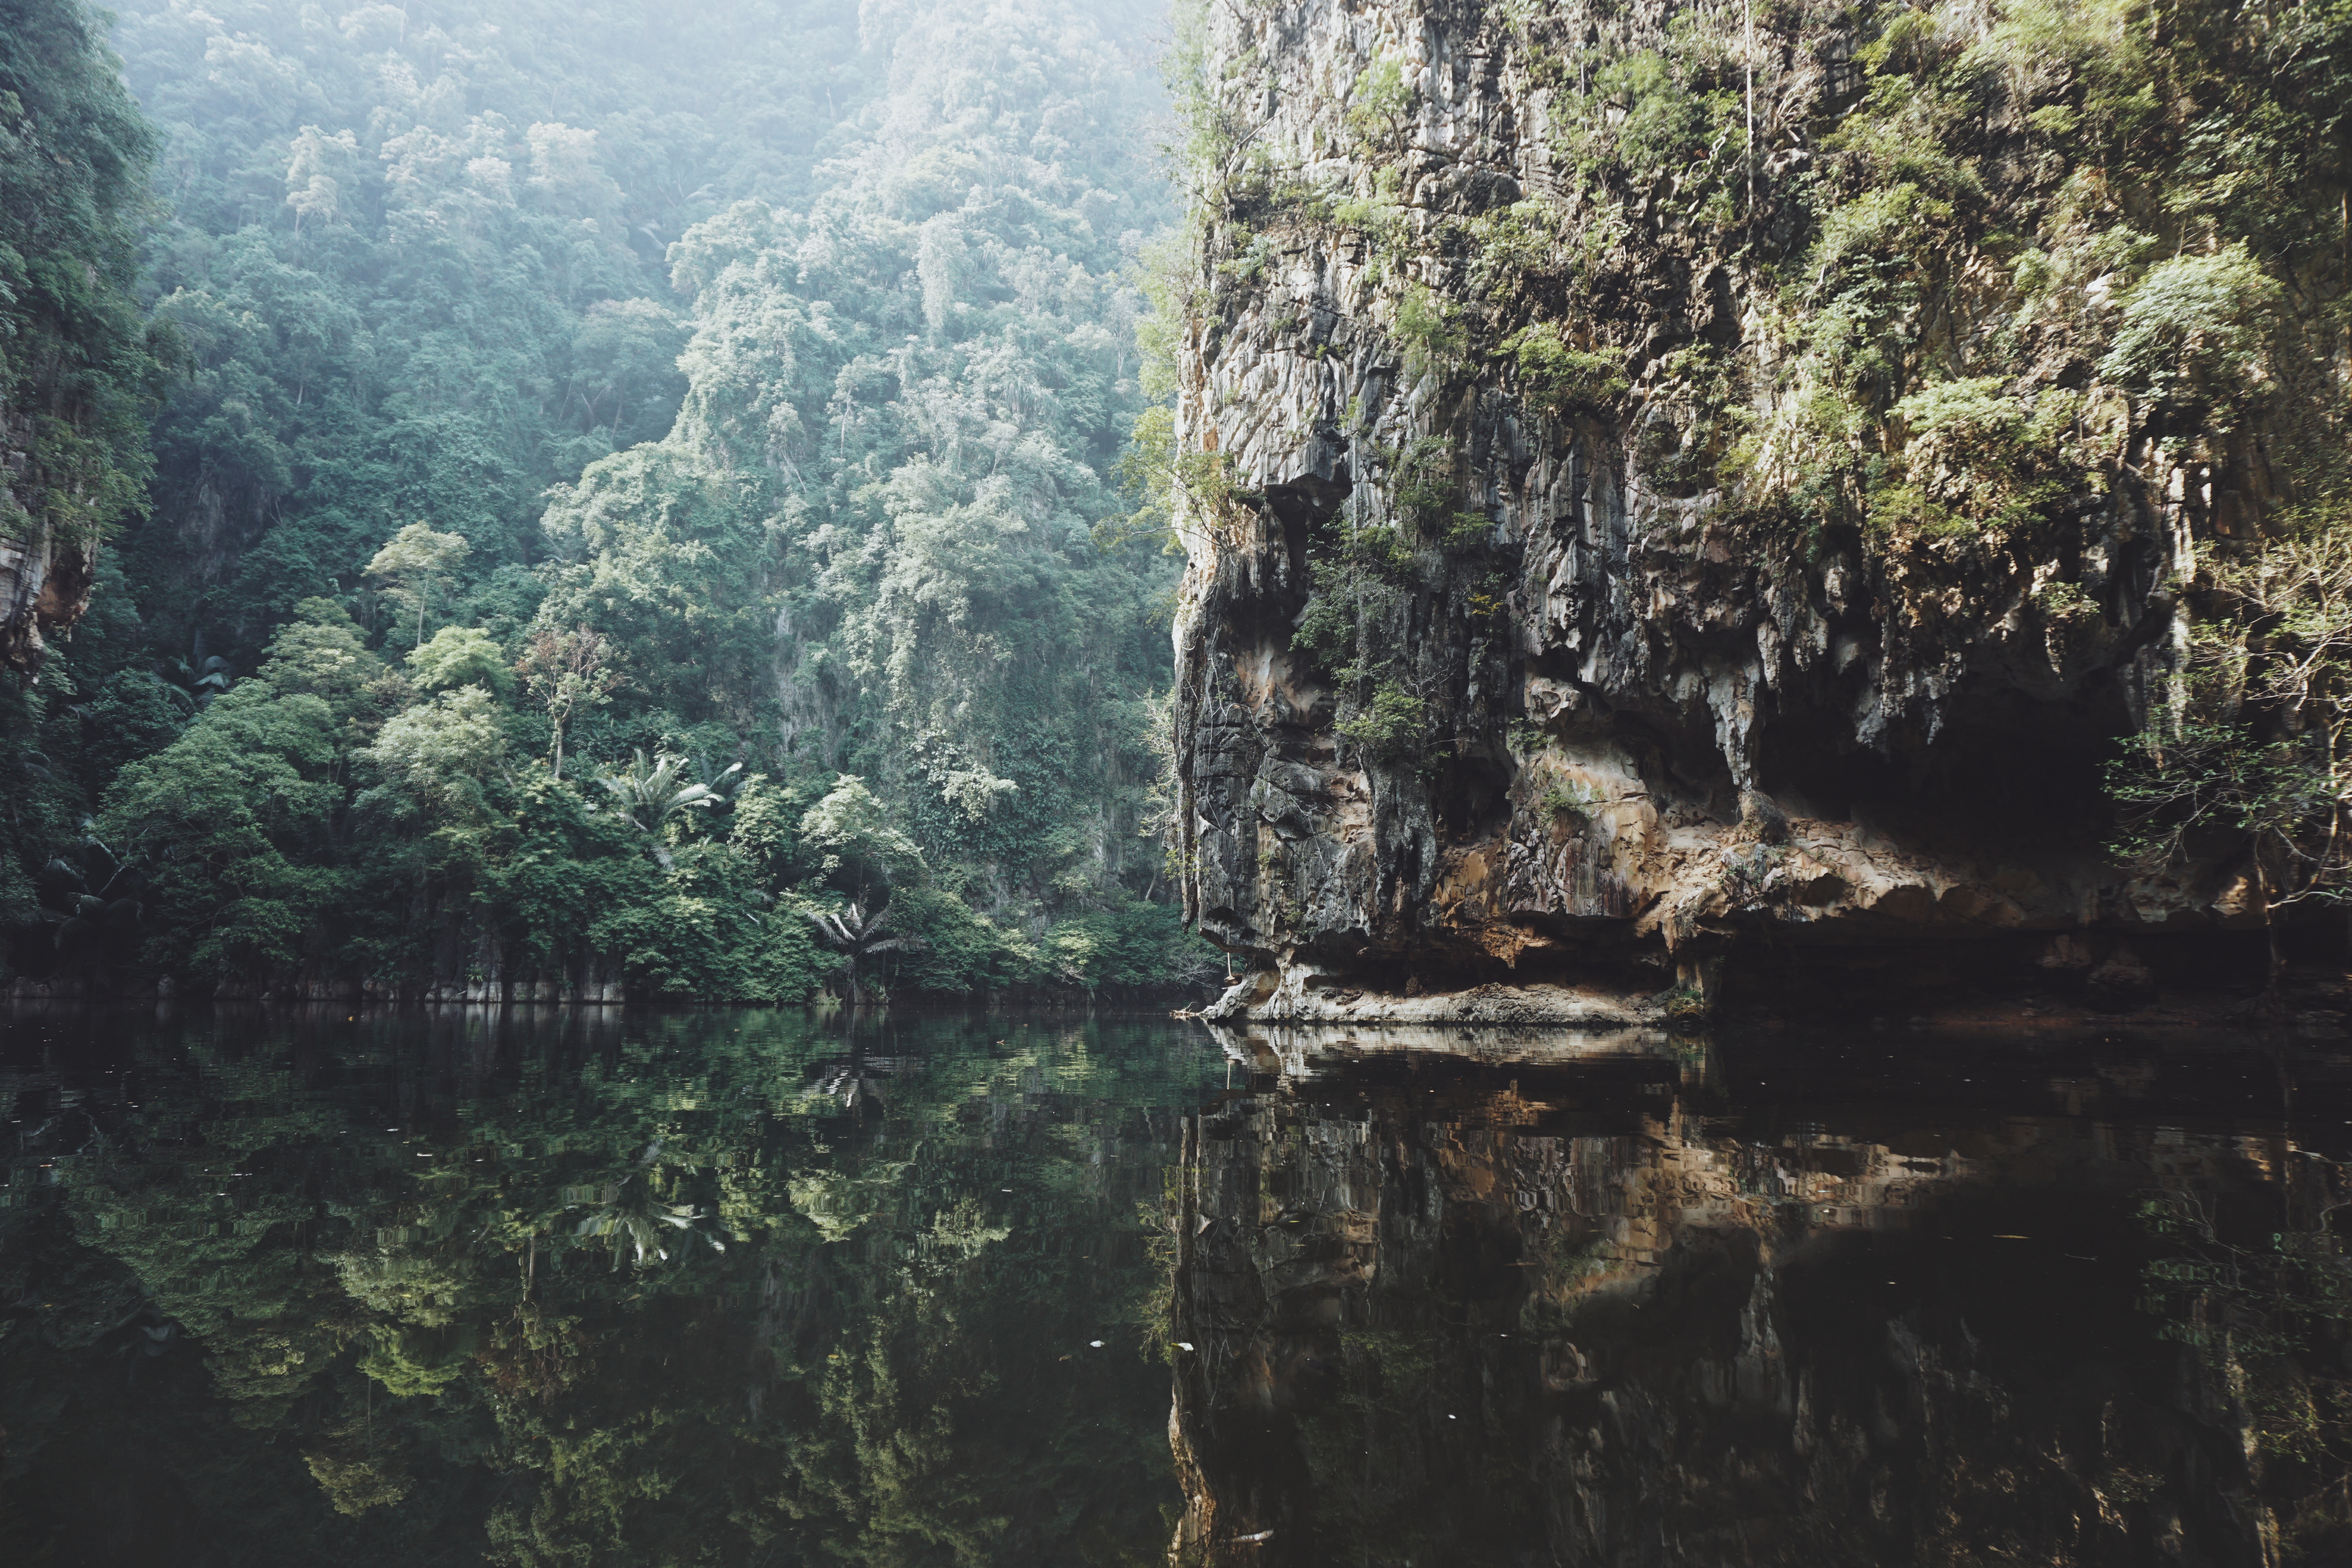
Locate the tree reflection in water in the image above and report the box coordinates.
[13,1009,2352,1565]
[1169,1022,2352,1567]
[0,1005,1211,1565]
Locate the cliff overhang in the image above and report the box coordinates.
[1165,0,2345,1022]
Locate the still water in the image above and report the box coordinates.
[4,1008,2351,1566]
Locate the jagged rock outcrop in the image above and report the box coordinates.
[1168,0,2347,1020]
[0,506,100,673]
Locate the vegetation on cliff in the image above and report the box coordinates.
[0,0,172,562]
[1161,0,2352,973]
[0,0,180,965]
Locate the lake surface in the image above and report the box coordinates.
[5,1007,2352,1566]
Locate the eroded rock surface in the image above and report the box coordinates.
[1169,0,2319,1020]
[0,539,96,672]
[0,412,100,673]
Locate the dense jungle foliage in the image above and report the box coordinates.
[0,1009,1208,1564]
[0,0,171,570]
[0,0,1210,1002]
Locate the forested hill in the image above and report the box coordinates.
[1,0,1212,1004]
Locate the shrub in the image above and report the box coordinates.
[1394,436,1460,521]
[1506,323,1629,414]
[1336,682,1428,762]
[1346,55,1413,143]
[1393,284,1466,378]
[2097,244,2284,432]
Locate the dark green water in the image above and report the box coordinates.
[7,1008,2352,1566]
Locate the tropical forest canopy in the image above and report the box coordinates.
[0,0,1208,1002]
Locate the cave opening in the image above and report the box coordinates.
[1756,677,2137,852]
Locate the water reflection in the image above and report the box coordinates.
[1171,1022,2352,1566]
[9,1007,2352,1565]
[1,1006,1211,1566]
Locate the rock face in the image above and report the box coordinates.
[0,519,99,673]
[1167,0,2334,1020]
[1167,1028,2275,1564]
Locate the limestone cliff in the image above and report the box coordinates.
[1167,0,2352,1020]
[0,481,101,673]
[0,1,167,675]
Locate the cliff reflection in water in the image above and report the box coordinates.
[11,1007,2352,1566]
[1169,1023,2352,1567]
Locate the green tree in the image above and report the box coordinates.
[593,749,725,869]
[359,686,509,823]
[0,0,171,577]
[2111,516,2352,985]
[405,626,514,700]
[806,900,921,1006]
[28,0,1209,1003]
[0,0,176,975]
[514,623,618,780]
[800,775,925,903]
[364,523,471,648]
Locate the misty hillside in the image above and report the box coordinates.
[1,0,1208,1005]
